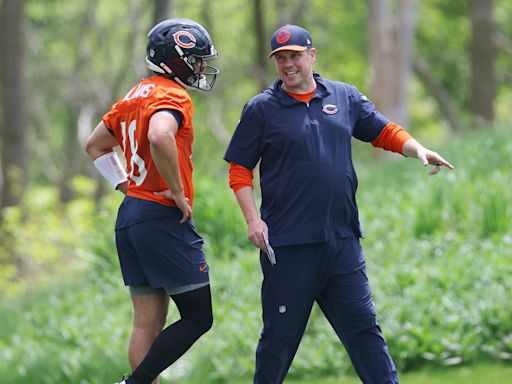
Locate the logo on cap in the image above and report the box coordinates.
[276,30,291,44]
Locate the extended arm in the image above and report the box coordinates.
[371,122,454,175]
[402,138,454,175]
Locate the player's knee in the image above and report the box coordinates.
[134,310,168,332]
[195,310,213,335]
[181,304,213,336]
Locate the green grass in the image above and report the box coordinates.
[400,363,512,384]
[227,363,512,384]
[0,127,510,383]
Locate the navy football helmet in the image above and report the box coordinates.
[146,18,219,91]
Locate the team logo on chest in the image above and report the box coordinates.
[322,104,339,114]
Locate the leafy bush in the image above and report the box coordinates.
[0,128,510,383]
[0,176,115,295]
[193,175,250,260]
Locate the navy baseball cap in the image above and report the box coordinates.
[268,25,313,58]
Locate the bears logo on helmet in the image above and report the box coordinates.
[145,18,219,92]
[173,31,197,49]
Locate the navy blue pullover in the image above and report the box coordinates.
[224,73,389,246]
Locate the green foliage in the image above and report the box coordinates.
[282,363,512,384]
[16,0,512,198]
[416,1,470,108]
[193,175,250,259]
[0,274,131,384]
[2,1,511,381]
[415,0,512,127]
[1,129,511,383]
[0,175,126,294]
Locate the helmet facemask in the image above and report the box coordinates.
[175,46,219,92]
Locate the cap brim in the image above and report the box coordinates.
[268,45,308,59]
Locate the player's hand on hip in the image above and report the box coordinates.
[174,194,192,223]
[154,189,192,223]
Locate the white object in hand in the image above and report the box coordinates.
[262,232,276,266]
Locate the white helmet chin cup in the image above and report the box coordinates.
[186,64,219,92]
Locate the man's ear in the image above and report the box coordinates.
[310,47,317,63]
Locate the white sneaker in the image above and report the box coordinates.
[114,374,129,384]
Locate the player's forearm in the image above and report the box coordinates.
[85,122,119,160]
[87,146,114,160]
[150,138,184,193]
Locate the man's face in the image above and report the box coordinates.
[273,48,316,93]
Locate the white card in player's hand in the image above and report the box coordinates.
[262,232,276,266]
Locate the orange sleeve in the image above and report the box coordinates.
[371,122,413,155]
[229,161,253,192]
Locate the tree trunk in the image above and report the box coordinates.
[197,0,230,147]
[368,0,418,128]
[413,56,463,132]
[469,0,496,123]
[369,0,394,115]
[153,0,172,23]
[274,0,309,26]
[253,0,269,91]
[0,0,27,207]
[58,2,98,202]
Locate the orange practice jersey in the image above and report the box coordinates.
[103,76,195,207]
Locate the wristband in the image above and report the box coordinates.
[93,152,128,189]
